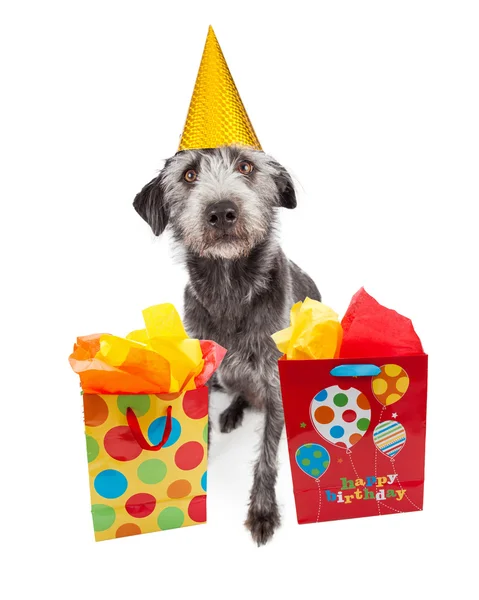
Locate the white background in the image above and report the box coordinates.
[1,1,478,598]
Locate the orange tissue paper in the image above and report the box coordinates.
[69,304,226,394]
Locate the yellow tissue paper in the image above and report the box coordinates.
[70,304,205,394]
[121,304,204,393]
[272,297,343,360]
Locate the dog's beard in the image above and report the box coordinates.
[172,213,269,259]
[179,229,259,259]
[202,236,253,259]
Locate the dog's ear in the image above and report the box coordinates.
[274,164,297,209]
[133,175,169,236]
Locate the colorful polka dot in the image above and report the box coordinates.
[396,377,409,394]
[157,507,185,530]
[301,458,311,466]
[125,493,156,518]
[183,391,208,419]
[322,460,330,469]
[115,523,141,538]
[137,459,167,485]
[335,441,347,449]
[91,504,116,532]
[167,479,192,499]
[330,425,345,439]
[86,435,99,463]
[385,364,402,377]
[201,472,207,492]
[314,389,328,402]
[314,406,335,424]
[311,468,320,477]
[313,450,322,458]
[94,469,128,499]
[84,394,108,427]
[342,409,357,423]
[356,393,370,410]
[148,416,181,448]
[349,433,362,446]
[203,423,209,444]
[117,395,150,417]
[357,418,370,432]
[188,495,207,523]
[333,393,348,407]
[175,441,204,470]
[386,393,401,405]
[104,426,142,461]
[372,378,388,395]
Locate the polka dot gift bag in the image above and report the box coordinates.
[69,304,226,541]
[274,289,428,525]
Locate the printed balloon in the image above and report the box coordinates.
[295,443,330,479]
[373,420,406,458]
[310,385,371,450]
[372,364,409,406]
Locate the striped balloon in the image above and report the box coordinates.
[373,420,406,458]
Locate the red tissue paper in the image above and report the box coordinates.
[340,288,424,358]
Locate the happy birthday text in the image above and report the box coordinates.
[325,475,406,504]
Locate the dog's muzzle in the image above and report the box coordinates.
[206,200,238,231]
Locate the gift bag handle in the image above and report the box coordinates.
[330,364,381,377]
[126,405,173,451]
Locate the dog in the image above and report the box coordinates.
[134,145,320,545]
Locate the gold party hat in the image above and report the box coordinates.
[178,26,262,152]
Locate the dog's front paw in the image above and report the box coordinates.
[219,400,246,433]
[245,502,281,546]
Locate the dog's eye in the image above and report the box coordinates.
[238,161,254,175]
[184,169,197,183]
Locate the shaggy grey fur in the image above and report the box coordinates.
[134,146,320,545]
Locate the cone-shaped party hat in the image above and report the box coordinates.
[178,26,262,152]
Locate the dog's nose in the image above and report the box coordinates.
[206,200,238,229]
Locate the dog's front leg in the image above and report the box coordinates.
[245,391,283,545]
[219,394,249,433]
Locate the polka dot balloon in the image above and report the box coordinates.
[372,364,409,406]
[295,443,330,479]
[310,385,371,449]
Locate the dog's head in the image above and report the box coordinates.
[133,146,296,259]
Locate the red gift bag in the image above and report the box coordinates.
[278,354,428,524]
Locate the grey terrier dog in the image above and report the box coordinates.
[134,145,320,545]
